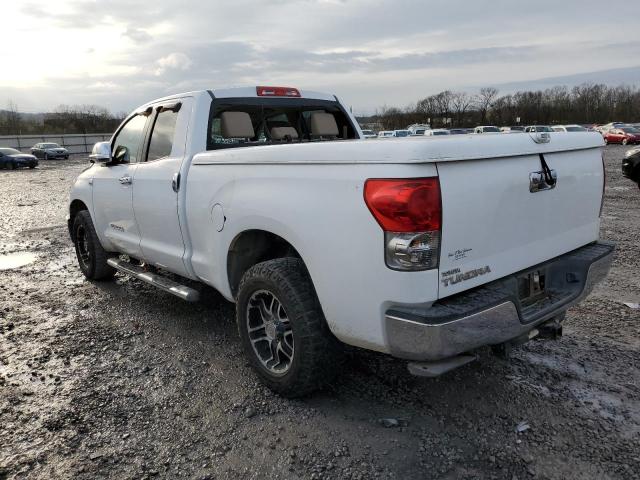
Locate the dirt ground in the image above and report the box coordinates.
[1,147,638,480]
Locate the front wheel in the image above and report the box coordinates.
[72,210,115,280]
[622,138,628,145]
[236,258,342,397]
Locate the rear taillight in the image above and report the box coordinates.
[364,178,442,271]
[256,86,301,97]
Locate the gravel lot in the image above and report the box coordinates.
[1,147,639,480]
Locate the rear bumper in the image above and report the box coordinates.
[385,241,614,361]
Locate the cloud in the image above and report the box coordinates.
[6,0,640,115]
[154,53,193,76]
[123,27,152,43]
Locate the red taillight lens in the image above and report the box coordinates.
[256,86,301,97]
[364,178,442,232]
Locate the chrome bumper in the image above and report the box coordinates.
[385,241,615,361]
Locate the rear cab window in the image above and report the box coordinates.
[206,97,357,150]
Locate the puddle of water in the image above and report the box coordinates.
[0,252,37,270]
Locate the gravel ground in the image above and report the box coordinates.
[0,148,638,480]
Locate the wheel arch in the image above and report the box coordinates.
[226,229,305,299]
[68,199,89,239]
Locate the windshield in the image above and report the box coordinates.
[414,129,426,135]
[565,126,587,132]
[42,143,61,148]
[207,98,356,149]
[621,127,640,134]
[0,148,22,155]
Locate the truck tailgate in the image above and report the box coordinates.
[437,146,604,299]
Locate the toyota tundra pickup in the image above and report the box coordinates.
[68,86,614,396]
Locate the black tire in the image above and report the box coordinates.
[236,257,341,397]
[72,210,115,280]
[8,162,16,170]
[622,138,628,146]
[28,165,35,169]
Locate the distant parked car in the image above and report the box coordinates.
[393,129,411,138]
[474,126,500,134]
[424,129,450,136]
[407,123,431,135]
[377,130,395,138]
[524,126,554,133]
[449,128,468,135]
[604,127,640,145]
[361,129,377,139]
[552,125,588,132]
[31,143,69,160]
[0,148,38,169]
[409,128,428,136]
[597,122,627,134]
[622,147,640,188]
[500,126,525,133]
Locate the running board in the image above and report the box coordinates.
[107,258,200,302]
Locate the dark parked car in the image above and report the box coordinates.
[31,142,69,160]
[0,148,38,169]
[622,147,640,188]
[449,128,468,135]
[604,127,640,145]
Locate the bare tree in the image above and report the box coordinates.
[6,100,21,134]
[475,87,499,124]
[451,92,473,127]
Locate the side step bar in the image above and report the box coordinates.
[107,258,200,302]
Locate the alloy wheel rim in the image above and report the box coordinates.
[76,225,91,268]
[246,289,294,375]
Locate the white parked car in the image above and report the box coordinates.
[393,129,411,138]
[378,130,395,138]
[552,125,588,133]
[407,123,431,135]
[68,85,614,396]
[474,126,501,134]
[424,129,450,136]
[361,129,377,139]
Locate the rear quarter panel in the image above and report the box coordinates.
[185,160,439,353]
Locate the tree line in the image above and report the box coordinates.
[0,102,126,136]
[360,83,640,130]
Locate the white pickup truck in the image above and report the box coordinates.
[68,86,614,396]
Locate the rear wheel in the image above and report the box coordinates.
[8,162,16,170]
[72,210,115,280]
[236,258,341,397]
[622,138,628,146]
[28,165,35,169]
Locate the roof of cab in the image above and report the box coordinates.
[141,87,336,108]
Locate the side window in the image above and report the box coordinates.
[112,114,148,164]
[147,110,179,161]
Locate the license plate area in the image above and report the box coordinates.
[517,269,547,306]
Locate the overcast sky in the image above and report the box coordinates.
[3,0,640,115]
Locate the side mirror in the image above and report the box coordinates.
[89,141,111,163]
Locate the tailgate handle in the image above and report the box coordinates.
[530,154,557,193]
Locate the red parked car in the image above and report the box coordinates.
[603,127,640,145]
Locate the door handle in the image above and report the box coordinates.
[172,172,180,192]
[119,175,132,185]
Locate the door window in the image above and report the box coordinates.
[112,114,148,164]
[146,110,179,161]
